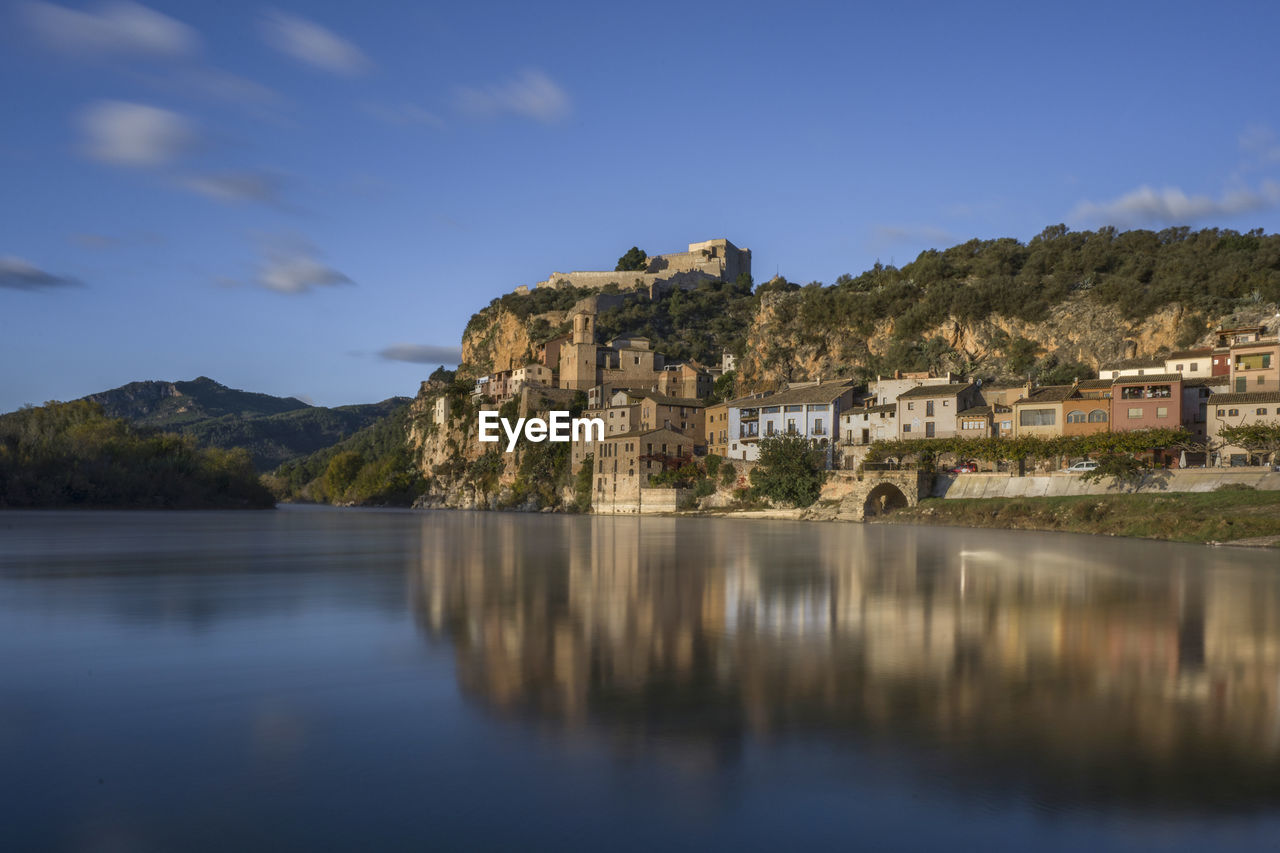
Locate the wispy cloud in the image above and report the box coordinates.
[456,69,571,124]
[365,102,446,129]
[181,171,285,205]
[259,10,370,75]
[0,257,80,290]
[1070,181,1280,227]
[377,344,462,365]
[257,239,352,294]
[1239,125,1280,168]
[78,100,195,167]
[23,0,199,59]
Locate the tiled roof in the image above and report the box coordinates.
[1209,391,1280,405]
[846,403,897,415]
[1076,379,1113,390]
[1168,348,1213,358]
[736,380,856,407]
[1101,357,1165,370]
[1183,376,1230,388]
[637,392,705,408]
[896,382,972,399]
[1016,384,1076,403]
[599,426,699,441]
[957,405,993,416]
[1111,373,1183,384]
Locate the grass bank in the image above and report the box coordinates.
[882,488,1280,545]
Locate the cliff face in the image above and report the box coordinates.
[736,294,1279,390]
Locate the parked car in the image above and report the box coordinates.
[949,462,978,474]
[1064,460,1099,473]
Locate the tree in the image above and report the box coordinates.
[574,454,594,513]
[615,247,647,272]
[1218,423,1280,464]
[1080,452,1145,490]
[749,434,826,507]
[709,370,736,403]
[324,450,364,498]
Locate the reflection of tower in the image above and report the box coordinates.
[559,311,600,390]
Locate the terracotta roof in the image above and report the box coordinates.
[1168,348,1213,358]
[1209,391,1280,405]
[1111,373,1183,384]
[1015,384,1076,403]
[1076,379,1113,390]
[896,382,973,399]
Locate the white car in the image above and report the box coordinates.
[1064,460,1099,473]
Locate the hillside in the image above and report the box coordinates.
[79,377,408,470]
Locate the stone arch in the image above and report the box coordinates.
[863,483,909,517]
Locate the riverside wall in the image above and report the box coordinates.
[934,469,1280,499]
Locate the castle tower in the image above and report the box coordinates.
[560,311,600,390]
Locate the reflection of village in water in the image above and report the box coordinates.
[411,515,1280,811]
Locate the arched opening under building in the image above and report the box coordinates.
[863,483,909,517]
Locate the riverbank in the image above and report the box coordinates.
[878,489,1280,546]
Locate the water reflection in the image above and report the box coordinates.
[411,516,1280,813]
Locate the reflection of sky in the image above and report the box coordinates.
[4,508,1280,850]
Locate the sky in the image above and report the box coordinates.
[3,0,1280,412]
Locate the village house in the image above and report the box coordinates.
[1100,357,1166,379]
[1181,376,1230,440]
[838,402,897,470]
[726,381,855,466]
[1208,391,1280,466]
[1163,347,1213,377]
[868,371,954,406]
[1062,379,1113,436]
[705,401,730,457]
[1011,384,1075,438]
[955,403,1013,438]
[1229,336,1279,394]
[592,427,697,513]
[1110,373,1183,432]
[897,382,982,439]
[509,363,553,395]
[635,393,705,435]
[658,363,713,400]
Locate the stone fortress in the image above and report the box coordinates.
[514,238,751,297]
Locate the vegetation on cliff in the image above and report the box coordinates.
[462,226,1280,395]
[0,401,273,509]
[267,401,425,505]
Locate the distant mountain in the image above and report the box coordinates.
[78,377,409,470]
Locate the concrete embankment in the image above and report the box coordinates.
[933,469,1280,499]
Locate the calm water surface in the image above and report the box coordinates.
[2,507,1280,851]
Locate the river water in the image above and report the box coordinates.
[2,507,1279,851]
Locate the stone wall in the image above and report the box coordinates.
[934,469,1280,499]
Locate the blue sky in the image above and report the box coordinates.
[3,0,1280,411]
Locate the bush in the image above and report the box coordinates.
[749,434,827,507]
[1215,483,1257,492]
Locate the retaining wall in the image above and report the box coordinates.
[934,469,1280,499]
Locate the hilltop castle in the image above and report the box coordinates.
[514,238,751,297]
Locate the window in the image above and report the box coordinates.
[1156,407,1168,418]
[925,422,935,438]
[926,401,934,416]
[762,406,780,414]
[1228,408,1239,416]
[766,423,775,436]
[903,424,912,433]
[1176,364,1184,371]
[907,402,915,411]
[810,404,829,411]
[786,419,797,434]
[1190,363,1199,372]
[943,400,950,407]
[784,405,803,412]
[1087,409,1108,423]
[1066,411,1086,423]
[1259,408,1270,416]
[813,418,824,435]
[1018,409,1056,426]
[1128,408,1142,419]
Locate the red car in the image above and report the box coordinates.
[949,462,978,474]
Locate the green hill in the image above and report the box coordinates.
[79,377,408,470]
